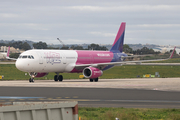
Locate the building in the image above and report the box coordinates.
[0,46,24,59]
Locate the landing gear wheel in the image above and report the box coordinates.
[54,75,58,81]
[89,79,93,82]
[29,78,34,83]
[94,78,98,82]
[58,75,63,81]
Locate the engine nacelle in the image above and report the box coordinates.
[83,67,103,79]
[29,72,48,78]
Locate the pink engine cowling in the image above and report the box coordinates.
[83,67,103,79]
[35,73,48,77]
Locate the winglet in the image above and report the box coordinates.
[7,46,10,57]
[169,46,176,59]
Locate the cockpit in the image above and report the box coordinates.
[18,55,34,59]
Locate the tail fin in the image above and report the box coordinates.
[110,22,126,52]
[7,46,10,57]
[169,46,176,59]
[6,46,17,60]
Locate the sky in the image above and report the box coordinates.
[0,0,180,45]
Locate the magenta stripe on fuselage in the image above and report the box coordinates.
[70,50,114,73]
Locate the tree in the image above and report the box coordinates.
[9,53,20,59]
[123,44,132,53]
[60,46,69,50]
[88,44,108,51]
[33,41,48,49]
[47,46,59,49]
[21,42,31,50]
[8,41,23,49]
[8,41,31,50]
[0,43,6,46]
[70,45,84,50]
[132,47,157,55]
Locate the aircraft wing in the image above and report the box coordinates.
[6,57,17,61]
[75,47,176,69]
[121,54,153,59]
[6,46,17,60]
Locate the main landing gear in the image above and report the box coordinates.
[89,78,98,82]
[54,73,63,82]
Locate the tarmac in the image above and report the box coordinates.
[0,78,180,92]
[0,78,180,108]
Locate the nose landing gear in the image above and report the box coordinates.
[29,78,34,82]
[29,72,37,83]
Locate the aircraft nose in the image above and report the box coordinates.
[15,59,24,71]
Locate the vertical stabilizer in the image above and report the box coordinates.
[6,46,17,60]
[110,22,126,52]
[7,46,10,57]
[170,47,176,59]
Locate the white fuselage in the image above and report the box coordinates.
[15,49,121,74]
[16,50,78,73]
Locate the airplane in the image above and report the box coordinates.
[6,22,176,83]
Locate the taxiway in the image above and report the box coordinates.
[0,78,180,108]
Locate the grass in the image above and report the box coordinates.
[1,64,180,80]
[79,107,180,120]
[148,58,180,63]
[102,65,180,78]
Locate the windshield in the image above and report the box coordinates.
[19,55,34,59]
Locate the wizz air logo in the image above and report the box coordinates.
[97,53,110,56]
[44,52,61,65]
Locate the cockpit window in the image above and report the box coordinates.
[22,56,27,58]
[28,56,31,59]
[18,55,34,59]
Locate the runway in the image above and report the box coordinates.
[0,78,180,108]
[1,78,180,91]
[0,62,15,64]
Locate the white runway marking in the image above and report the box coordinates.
[0,96,43,99]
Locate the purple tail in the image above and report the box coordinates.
[110,22,126,52]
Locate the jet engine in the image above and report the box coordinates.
[83,67,103,79]
[29,72,48,78]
